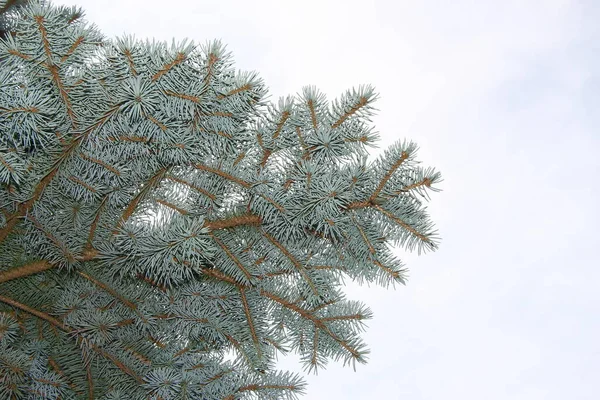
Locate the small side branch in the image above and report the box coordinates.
[204,52,218,86]
[0,106,120,244]
[35,15,78,128]
[236,383,301,395]
[369,151,409,202]
[332,96,368,129]
[86,195,108,250]
[77,271,138,311]
[203,214,261,231]
[239,287,262,358]
[152,52,186,81]
[0,294,144,389]
[92,345,143,384]
[260,290,361,359]
[308,100,318,130]
[7,49,31,59]
[210,233,253,282]
[217,83,252,100]
[199,267,240,286]
[166,175,216,201]
[0,294,67,331]
[350,213,375,255]
[122,49,138,76]
[195,163,251,188]
[114,167,168,233]
[85,357,94,399]
[48,357,84,396]
[163,89,200,103]
[261,231,319,297]
[60,36,84,63]
[79,152,121,176]
[373,204,433,245]
[27,214,75,262]
[273,111,290,139]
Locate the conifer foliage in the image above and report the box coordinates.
[0,1,442,398]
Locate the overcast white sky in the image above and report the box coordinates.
[55,1,599,398]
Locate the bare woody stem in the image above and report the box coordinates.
[0,261,54,284]
[205,214,261,230]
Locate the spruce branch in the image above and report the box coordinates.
[122,48,138,76]
[211,233,254,283]
[113,167,169,233]
[79,152,122,176]
[308,100,318,130]
[152,51,186,82]
[0,260,53,283]
[0,104,120,244]
[331,96,368,129]
[26,213,76,262]
[0,294,66,331]
[84,360,94,399]
[34,14,78,128]
[76,271,138,311]
[261,230,319,298]
[195,162,251,188]
[48,357,85,397]
[373,204,434,245]
[92,345,144,384]
[60,35,84,63]
[0,0,21,15]
[238,287,263,360]
[260,291,363,361]
[369,150,409,202]
[371,259,404,282]
[166,174,217,201]
[217,83,253,100]
[85,195,108,249]
[0,2,441,397]
[204,213,261,230]
[6,48,30,59]
[163,89,200,103]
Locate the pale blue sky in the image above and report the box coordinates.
[55,1,600,398]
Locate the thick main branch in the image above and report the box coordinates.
[0,260,54,284]
[205,214,261,230]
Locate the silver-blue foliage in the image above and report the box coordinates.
[0,0,442,398]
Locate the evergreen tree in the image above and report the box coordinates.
[0,1,442,398]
